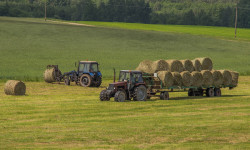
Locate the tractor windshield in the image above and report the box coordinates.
[79,63,98,72]
[119,72,130,82]
[90,63,98,72]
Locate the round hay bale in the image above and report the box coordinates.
[136,60,153,73]
[230,71,239,86]
[180,71,192,87]
[157,71,174,87]
[218,70,232,86]
[196,57,213,70]
[192,59,202,71]
[165,60,184,72]
[152,60,169,73]
[191,71,203,87]
[201,70,213,87]
[4,80,26,95]
[211,70,223,87]
[180,59,195,72]
[44,68,56,83]
[171,72,182,86]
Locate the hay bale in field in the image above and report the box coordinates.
[157,71,174,87]
[152,60,169,73]
[171,72,182,86]
[196,57,213,70]
[4,80,26,95]
[230,71,239,86]
[165,60,184,72]
[44,68,56,83]
[180,59,195,72]
[192,59,202,71]
[201,70,213,86]
[211,70,223,87]
[191,71,203,87]
[218,70,232,86]
[180,71,192,87]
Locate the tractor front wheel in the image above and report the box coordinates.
[100,90,110,101]
[133,85,147,101]
[80,74,92,87]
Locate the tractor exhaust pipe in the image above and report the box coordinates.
[113,68,116,83]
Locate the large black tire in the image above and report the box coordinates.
[100,90,110,101]
[115,90,127,102]
[95,77,102,87]
[80,74,92,87]
[206,88,214,97]
[188,89,195,96]
[64,77,70,86]
[160,91,169,100]
[214,88,221,97]
[133,85,147,101]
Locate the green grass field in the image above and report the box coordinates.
[0,77,249,149]
[0,17,250,81]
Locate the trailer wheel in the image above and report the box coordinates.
[80,74,92,87]
[206,88,214,97]
[214,88,221,96]
[133,85,147,101]
[160,91,169,100]
[64,77,70,86]
[188,89,195,96]
[115,90,126,102]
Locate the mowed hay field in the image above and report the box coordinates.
[0,17,250,149]
[0,17,250,81]
[0,77,249,149]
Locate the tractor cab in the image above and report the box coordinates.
[119,70,144,87]
[78,61,99,73]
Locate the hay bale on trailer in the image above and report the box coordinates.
[180,59,195,72]
[152,60,169,73]
[218,70,232,86]
[196,57,213,70]
[44,68,56,83]
[191,71,203,87]
[136,60,154,73]
[171,72,182,86]
[192,59,202,71]
[157,71,174,87]
[4,80,26,95]
[180,71,192,87]
[201,70,213,87]
[211,70,223,87]
[165,60,184,72]
[230,71,239,86]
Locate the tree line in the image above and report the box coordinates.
[0,0,249,28]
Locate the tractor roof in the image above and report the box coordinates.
[120,70,142,73]
[80,61,98,63]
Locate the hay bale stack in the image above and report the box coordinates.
[180,71,192,87]
[4,80,26,95]
[192,59,202,71]
[44,68,56,83]
[211,70,223,87]
[152,60,169,73]
[157,71,174,87]
[218,70,232,86]
[201,70,213,86]
[165,60,184,72]
[191,71,203,87]
[230,71,239,86]
[171,72,182,86]
[136,60,154,73]
[180,59,195,72]
[196,57,213,70]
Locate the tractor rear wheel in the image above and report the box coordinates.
[115,91,126,102]
[80,74,92,87]
[206,88,214,97]
[95,77,102,87]
[64,77,70,86]
[133,85,147,101]
[214,88,221,96]
[160,91,169,100]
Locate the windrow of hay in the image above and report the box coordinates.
[230,71,239,86]
[191,71,203,87]
[44,68,56,83]
[196,57,213,70]
[171,72,182,86]
[180,71,192,87]
[165,60,184,73]
[157,71,174,87]
[4,80,26,95]
[180,59,195,72]
[211,70,223,87]
[201,70,213,87]
[136,60,153,73]
[152,60,169,73]
[192,59,202,72]
[218,70,232,86]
